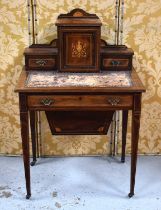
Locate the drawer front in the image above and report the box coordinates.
[28,95,133,109]
[103,58,129,67]
[25,56,57,70]
[101,56,132,71]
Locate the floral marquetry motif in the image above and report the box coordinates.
[72,41,87,58]
[65,34,93,67]
[73,11,84,17]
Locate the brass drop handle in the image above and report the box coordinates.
[35,59,47,66]
[111,60,120,66]
[108,98,120,106]
[41,98,53,106]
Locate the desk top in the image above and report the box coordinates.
[26,71,131,88]
[15,69,145,93]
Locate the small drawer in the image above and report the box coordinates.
[102,57,132,71]
[100,46,134,71]
[103,58,129,68]
[24,47,58,70]
[29,58,55,68]
[101,56,133,71]
[28,95,133,110]
[25,56,57,70]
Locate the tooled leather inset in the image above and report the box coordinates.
[26,71,132,88]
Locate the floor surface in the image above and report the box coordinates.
[0,156,161,210]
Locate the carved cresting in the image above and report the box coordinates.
[72,41,87,58]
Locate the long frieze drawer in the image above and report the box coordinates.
[101,57,132,71]
[28,95,133,109]
[25,56,57,70]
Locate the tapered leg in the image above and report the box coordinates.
[20,111,31,199]
[121,110,128,163]
[30,111,38,166]
[128,94,141,198]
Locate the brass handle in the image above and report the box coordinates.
[108,98,120,106]
[35,59,47,66]
[41,98,53,106]
[111,60,120,66]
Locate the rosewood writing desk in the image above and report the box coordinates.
[15,9,145,199]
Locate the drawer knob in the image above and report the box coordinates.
[41,98,53,106]
[108,98,120,106]
[111,60,120,66]
[35,59,47,66]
